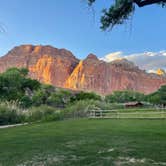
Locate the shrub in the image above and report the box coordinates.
[26,105,61,122]
[47,90,72,108]
[20,96,32,108]
[0,102,25,125]
[64,100,92,119]
[64,100,90,117]
[63,100,121,119]
[91,100,124,110]
[105,90,145,103]
[32,85,55,106]
[70,91,101,102]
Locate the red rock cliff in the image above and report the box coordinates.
[0,45,166,95]
[65,55,166,94]
[0,45,79,87]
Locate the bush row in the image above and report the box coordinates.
[0,99,125,125]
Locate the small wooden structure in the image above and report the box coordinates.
[125,101,143,108]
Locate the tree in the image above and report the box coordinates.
[105,90,145,103]
[147,85,166,105]
[47,90,72,108]
[0,68,40,101]
[32,84,55,106]
[146,92,161,105]
[88,0,166,30]
[70,91,101,102]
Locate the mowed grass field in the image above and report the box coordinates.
[101,111,166,119]
[0,119,166,166]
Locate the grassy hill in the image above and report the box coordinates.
[0,119,166,166]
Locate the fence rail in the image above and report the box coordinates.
[89,110,166,119]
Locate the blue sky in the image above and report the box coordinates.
[0,0,166,60]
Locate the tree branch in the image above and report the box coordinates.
[134,0,166,7]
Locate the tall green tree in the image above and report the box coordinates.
[0,68,40,101]
[147,85,166,105]
[88,0,166,29]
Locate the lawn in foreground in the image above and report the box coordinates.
[0,119,166,166]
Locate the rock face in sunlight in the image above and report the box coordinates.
[0,45,166,94]
[66,55,166,94]
[0,45,79,87]
[156,68,166,76]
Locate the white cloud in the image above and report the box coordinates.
[101,51,166,71]
[147,69,157,74]
[100,51,124,62]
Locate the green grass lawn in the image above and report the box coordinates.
[0,119,166,166]
[102,111,166,119]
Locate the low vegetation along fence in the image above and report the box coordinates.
[89,110,166,119]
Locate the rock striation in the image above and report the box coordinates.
[0,45,166,95]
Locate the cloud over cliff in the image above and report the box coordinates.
[101,51,166,72]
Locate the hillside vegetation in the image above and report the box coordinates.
[0,68,166,125]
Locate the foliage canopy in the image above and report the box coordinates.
[147,85,166,105]
[88,0,166,29]
[105,90,145,103]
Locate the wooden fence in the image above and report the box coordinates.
[89,110,166,119]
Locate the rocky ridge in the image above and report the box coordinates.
[0,45,166,94]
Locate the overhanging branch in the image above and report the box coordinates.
[134,0,166,7]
